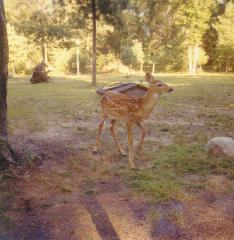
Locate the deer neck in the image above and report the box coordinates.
[142,87,159,112]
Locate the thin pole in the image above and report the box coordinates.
[91,0,96,86]
[77,46,80,76]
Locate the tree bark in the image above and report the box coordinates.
[140,61,144,74]
[76,46,80,76]
[91,0,96,86]
[188,46,193,74]
[0,0,18,166]
[192,45,199,74]
[0,0,8,142]
[152,63,155,74]
[50,0,55,10]
[42,41,48,64]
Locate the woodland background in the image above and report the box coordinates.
[6,0,234,77]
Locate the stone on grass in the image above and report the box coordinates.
[206,137,234,158]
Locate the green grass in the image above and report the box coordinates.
[128,170,180,202]
[157,74,234,108]
[0,172,16,233]
[0,214,12,233]
[8,73,234,130]
[7,73,234,203]
[126,143,234,202]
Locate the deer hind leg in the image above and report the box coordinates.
[109,120,126,156]
[93,116,106,153]
[126,121,134,168]
[136,122,146,153]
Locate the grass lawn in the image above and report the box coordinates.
[0,73,234,238]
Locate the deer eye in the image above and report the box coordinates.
[157,83,163,87]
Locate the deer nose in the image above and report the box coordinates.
[168,88,174,93]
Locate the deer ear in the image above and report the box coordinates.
[145,72,153,83]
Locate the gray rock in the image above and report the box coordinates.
[206,137,234,157]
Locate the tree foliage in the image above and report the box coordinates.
[214,1,234,71]
[4,0,234,74]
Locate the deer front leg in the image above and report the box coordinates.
[126,121,134,167]
[93,118,105,153]
[136,122,146,153]
[110,120,126,156]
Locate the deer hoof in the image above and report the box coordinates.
[129,161,135,169]
[92,147,98,154]
[136,147,143,154]
[120,149,127,156]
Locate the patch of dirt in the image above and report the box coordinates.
[152,218,181,240]
[146,134,174,146]
[6,210,51,240]
[215,109,234,118]
[96,178,124,193]
[181,196,234,240]
[206,175,233,194]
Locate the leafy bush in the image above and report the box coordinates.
[97,53,116,72]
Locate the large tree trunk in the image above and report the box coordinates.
[0,0,8,143]
[91,0,96,86]
[0,0,18,167]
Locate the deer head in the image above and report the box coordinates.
[145,72,174,94]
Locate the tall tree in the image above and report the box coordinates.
[92,0,97,86]
[71,0,128,84]
[202,0,227,71]
[14,1,71,65]
[0,0,8,143]
[0,0,17,166]
[214,1,234,71]
[7,24,41,74]
[177,0,215,74]
[125,0,186,72]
